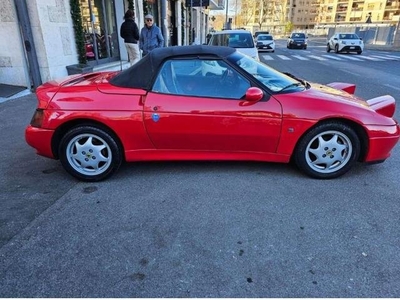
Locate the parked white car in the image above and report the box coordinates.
[327,33,364,54]
[255,34,275,52]
[208,30,259,61]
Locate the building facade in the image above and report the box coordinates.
[238,0,399,35]
[0,0,224,90]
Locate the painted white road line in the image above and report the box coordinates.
[339,68,358,75]
[384,84,400,92]
[358,56,382,61]
[291,55,309,60]
[369,55,395,60]
[261,55,274,60]
[337,55,364,61]
[307,55,327,61]
[277,55,291,60]
[321,55,343,60]
[377,54,400,60]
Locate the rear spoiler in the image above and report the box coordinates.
[367,95,396,118]
[326,82,356,94]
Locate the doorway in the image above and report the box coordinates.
[79,0,120,65]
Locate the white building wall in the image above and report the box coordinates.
[0,0,29,87]
[30,0,77,82]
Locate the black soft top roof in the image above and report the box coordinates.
[109,45,236,89]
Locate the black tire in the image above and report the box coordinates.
[303,46,307,50]
[327,44,331,52]
[335,44,339,53]
[357,51,362,55]
[59,125,123,182]
[294,122,360,179]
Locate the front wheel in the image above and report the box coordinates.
[59,125,123,181]
[327,44,331,52]
[357,51,362,55]
[294,122,360,179]
[335,44,339,53]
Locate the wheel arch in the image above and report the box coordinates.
[291,117,369,162]
[51,119,125,160]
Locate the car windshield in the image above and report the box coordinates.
[258,35,273,41]
[227,52,304,92]
[339,34,359,39]
[291,33,305,38]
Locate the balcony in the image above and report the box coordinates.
[209,0,225,10]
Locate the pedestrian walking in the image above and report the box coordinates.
[139,14,164,56]
[120,10,140,66]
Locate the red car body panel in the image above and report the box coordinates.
[142,92,282,153]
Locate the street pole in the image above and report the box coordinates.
[225,0,229,29]
[190,0,193,44]
[200,0,203,44]
[394,19,400,47]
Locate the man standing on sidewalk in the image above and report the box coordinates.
[139,14,164,56]
[120,10,140,66]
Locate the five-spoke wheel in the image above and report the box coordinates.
[59,126,123,181]
[294,122,360,179]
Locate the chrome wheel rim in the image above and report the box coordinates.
[305,130,352,174]
[66,133,112,176]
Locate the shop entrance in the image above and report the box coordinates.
[79,0,120,65]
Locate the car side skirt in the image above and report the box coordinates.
[125,150,291,163]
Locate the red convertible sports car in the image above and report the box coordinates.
[25,45,400,181]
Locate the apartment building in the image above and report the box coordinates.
[239,0,399,33]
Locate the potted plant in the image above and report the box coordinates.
[66,0,93,75]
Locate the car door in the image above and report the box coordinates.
[143,58,282,154]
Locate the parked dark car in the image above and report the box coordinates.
[287,32,307,49]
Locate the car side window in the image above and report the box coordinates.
[152,59,251,99]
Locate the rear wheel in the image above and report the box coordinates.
[294,122,360,179]
[59,125,123,181]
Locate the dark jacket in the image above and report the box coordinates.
[120,19,139,44]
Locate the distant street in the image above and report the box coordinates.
[259,38,400,103]
[1,42,400,297]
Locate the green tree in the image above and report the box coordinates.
[70,0,87,65]
[285,22,294,34]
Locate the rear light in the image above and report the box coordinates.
[30,109,44,128]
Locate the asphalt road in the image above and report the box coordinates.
[1,41,400,297]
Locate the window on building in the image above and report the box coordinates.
[79,0,120,64]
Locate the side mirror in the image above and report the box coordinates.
[241,87,263,106]
[359,37,363,40]
[333,37,338,40]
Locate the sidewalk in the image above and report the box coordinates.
[0,84,31,104]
